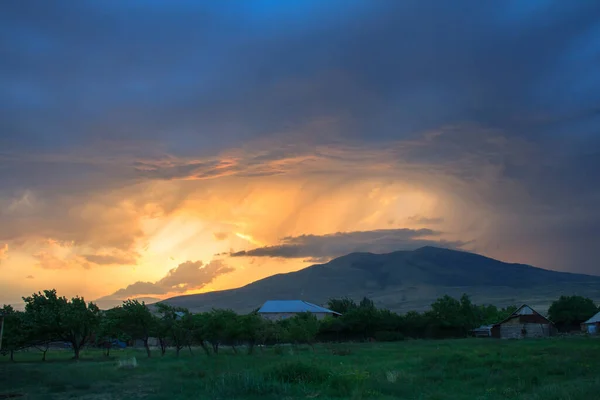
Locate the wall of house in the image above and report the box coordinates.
[259,312,331,321]
[582,322,600,334]
[499,323,551,339]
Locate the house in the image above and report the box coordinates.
[471,325,492,337]
[257,300,341,321]
[581,311,600,334]
[490,304,555,339]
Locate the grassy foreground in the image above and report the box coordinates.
[2,338,600,399]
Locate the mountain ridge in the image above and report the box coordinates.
[161,246,600,313]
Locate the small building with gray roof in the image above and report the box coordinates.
[257,300,341,321]
[581,311,600,334]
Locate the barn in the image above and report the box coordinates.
[581,311,600,334]
[490,304,555,339]
[258,300,341,321]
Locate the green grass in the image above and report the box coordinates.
[2,338,600,399]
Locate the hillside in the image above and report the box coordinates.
[161,246,600,313]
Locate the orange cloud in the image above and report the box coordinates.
[213,232,229,241]
[101,260,234,299]
[82,252,138,266]
[33,251,91,270]
[0,125,556,305]
[0,243,8,262]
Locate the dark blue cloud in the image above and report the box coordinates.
[2,1,597,152]
[1,0,599,272]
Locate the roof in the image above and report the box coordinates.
[258,300,341,315]
[494,304,553,326]
[583,311,600,324]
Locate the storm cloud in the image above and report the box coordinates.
[231,229,465,260]
[1,1,600,304]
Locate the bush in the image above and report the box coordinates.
[266,361,329,384]
[374,331,405,342]
[326,370,370,397]
[205,371,290,397]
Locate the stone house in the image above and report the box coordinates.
[491,304,555,339]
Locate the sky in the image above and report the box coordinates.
[1,0,599,308]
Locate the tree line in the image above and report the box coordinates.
[1,290,597,361]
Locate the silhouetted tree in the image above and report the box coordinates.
[549,295,598,331]
[285,312,319,350]
[96,307,129,357]
[0,305,27,361]
[327,297,357,314]
[119,299,155,357]
[22,290,100,360]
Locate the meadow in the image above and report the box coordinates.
[2,338,600,400]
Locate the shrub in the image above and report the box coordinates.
[326,370,370,397]
[266,361,329,384]
[374,331,405,342]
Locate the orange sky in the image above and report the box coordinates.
[0,134,545,309]
[2,1,599,308]
[0,140,494,307]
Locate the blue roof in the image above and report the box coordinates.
[258,300,341,315]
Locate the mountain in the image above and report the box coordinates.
[95,296,162,311]
[161,246,600,313]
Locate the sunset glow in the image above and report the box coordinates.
[1,1,599,308]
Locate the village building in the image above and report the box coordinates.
[581,311,600,334]
[257,300,341,321]
[471,325,493,337]
[490,304,555,339]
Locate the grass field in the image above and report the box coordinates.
[2,338,600,399]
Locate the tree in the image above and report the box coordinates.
[190,313,211,356]
[238,312,264,354]
[155,303,194,357]
[342,306,382,340]
[21,291,61,357]
[22,290,100,360]
[204,310,223,354]
[153,314,171,356]
[428,294,476,337]
[318,315,346,342]
[401,311,430,339]
[96,308,130,357]
[255,318,284,350]
[499,305,518,320]
[474,304,517,326]
[327,297,357,314]
[548,295,598,331]
[359,297,376,310]
[0,305,27,361]
[119,300,155,357]
[285,312,319,350]
[203,309,240,354]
